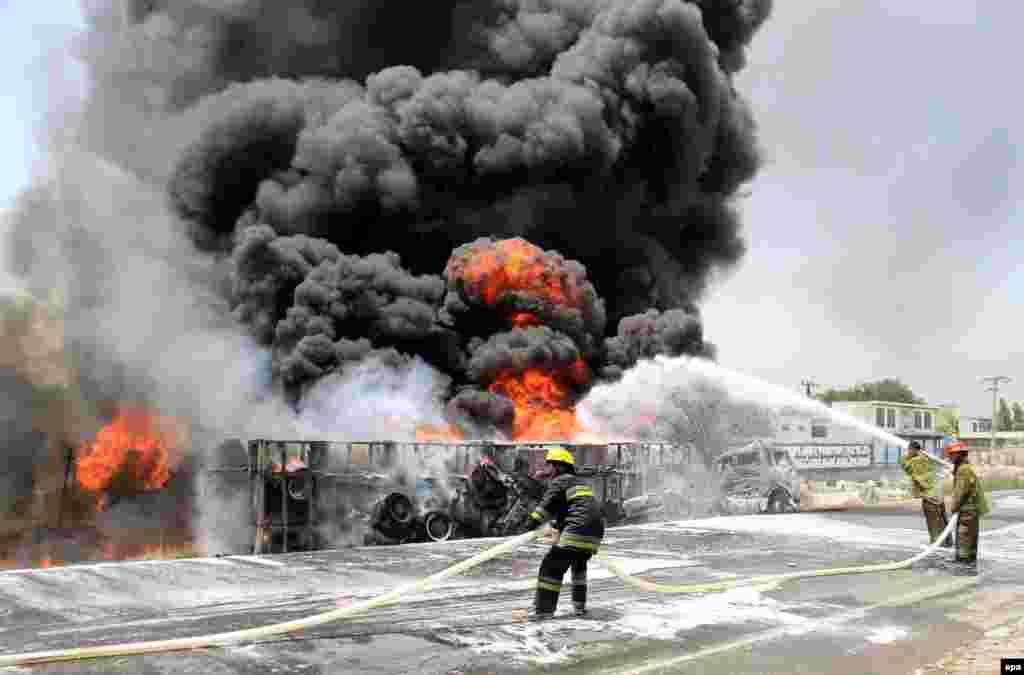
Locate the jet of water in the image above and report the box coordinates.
[582,355,952,466]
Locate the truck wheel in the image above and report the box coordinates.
[423,511,454,542]
[386,493,414,525]
[767,491,792,514]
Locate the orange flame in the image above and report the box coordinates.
[490,359,590,440]
[99,541,195,562]
[77,407,186,494]
[449,238,598,440]
[509,312,541,327]
[457,238,583,310]
[270,458,310,473]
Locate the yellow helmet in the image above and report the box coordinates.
[545,446,575,466]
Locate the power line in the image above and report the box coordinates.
[981,375,1012,449]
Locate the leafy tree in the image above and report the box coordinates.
[997,398,1014,431]
[936,407,960,436]
[821,378,924,405]
[1012,401,1024,432]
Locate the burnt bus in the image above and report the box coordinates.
[203,439,694,554]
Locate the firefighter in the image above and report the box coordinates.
[524,446,605,620]
[946,441,984,567]
[899,441,951,547]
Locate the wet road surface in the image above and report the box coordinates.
[1,492,1022,674]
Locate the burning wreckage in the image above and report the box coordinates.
[1,0,777,565]
[204,437,800,554]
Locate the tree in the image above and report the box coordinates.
[1012,402,1024,432]
[821,378,924,405]
[997,398,1014,432]
[936,407,960,436]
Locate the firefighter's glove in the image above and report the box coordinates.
[539,525,561,546]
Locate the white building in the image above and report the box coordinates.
[958,415,1024,449]
[772,406,831,443]
[828,400,945,451]
[960,416,992,434]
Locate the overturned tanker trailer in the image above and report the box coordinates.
[202,439,700,554]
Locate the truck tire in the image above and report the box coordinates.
[423,511,454,542]
[385,493,414,525]
[766,490,794,514]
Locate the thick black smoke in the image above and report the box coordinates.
[7,0,770,441]
[446,389,516,439]
[0,0,771,559]
[467,327,582,385]
[147,0,770,429]
[601,308,714,380]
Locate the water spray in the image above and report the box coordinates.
[581,355,955,468]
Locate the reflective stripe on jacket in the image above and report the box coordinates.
[529,474,605,551]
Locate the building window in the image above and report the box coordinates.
[914,412,922,429]
[811,424,827,439]
[924,412,932,430]
[876,408,885,427]
[887,409,896,428]
[971,422,978,432]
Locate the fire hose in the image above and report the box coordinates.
[0,513,964,668]
[597,511,959,594]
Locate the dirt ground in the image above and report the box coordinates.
[917,589,1024,675]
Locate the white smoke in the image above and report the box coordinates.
[193,354,457,554]
[296,355,450,440]
[580,354,909,452]
[193,469,253,556]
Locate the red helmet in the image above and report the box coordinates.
[944,441,967,457]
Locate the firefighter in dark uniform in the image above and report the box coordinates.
[525,446,605,620]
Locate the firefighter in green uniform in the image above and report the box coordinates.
[945,441,988,566]
[525,446,605,620]
[899,441,951,547]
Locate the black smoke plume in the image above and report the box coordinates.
[0,0,772,561]
[3,0,771,488]
[138,0,768,429]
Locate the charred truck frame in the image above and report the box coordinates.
[205,440,694,554]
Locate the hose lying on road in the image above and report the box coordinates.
[0,530,543,668]
[598,438,963,598]
[0,515,962,668]
[596,512,960,594]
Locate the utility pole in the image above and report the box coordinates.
[981,376,1011,450]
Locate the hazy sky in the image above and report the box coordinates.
[0,2,83,210]
[704,0,1022,416]
[3,2,1020,416]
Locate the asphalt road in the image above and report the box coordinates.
[1,492,1023,675]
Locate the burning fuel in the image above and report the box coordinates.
[0,0,774,566]
[77,407,186,495]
